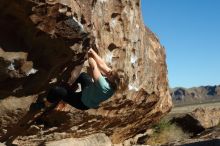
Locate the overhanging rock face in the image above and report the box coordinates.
[0,0,172,144]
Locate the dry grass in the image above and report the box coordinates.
[146,120,190,145]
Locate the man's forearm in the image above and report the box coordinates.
[90,49,104,65]
[88,57,97,70]
[88,57,101,81]
[89,49,111,75]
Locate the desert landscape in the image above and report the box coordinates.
[143,90,220,146]
[0,0,219,146]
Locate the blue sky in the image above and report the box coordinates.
[141,0,220,88]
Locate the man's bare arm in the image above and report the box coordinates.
[88,57,102,81]
[88,48,111,76]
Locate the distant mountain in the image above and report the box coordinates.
[170,85,220,104]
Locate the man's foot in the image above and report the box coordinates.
[30,101,46,111]
[71,83,79,91]
[30,97,56,111]
[55,101,67,111]
[44,100,55,108]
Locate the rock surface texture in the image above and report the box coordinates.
[45,133,112,146]
[172,107,220,135]
[0,0,172,145]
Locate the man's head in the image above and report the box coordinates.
[107,69,128,91]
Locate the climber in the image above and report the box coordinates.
[45,48,127,110]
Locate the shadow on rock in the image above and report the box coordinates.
[181,139,220,146]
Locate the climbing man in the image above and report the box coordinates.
[46,48,128,110]
[0,48,128,143]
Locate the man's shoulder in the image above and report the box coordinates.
[96,75,115,94]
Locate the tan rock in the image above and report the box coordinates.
[0,0,172,145]
[45,133,112,146]
[172,107,220,136]
[192,107,220,129]
[0,143,6,146]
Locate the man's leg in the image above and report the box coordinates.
[46,86,67,103]
[61,91,88,110]
[75,72,93,89]
[47,85,89,110]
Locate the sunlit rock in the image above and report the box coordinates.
[0,0,172,145]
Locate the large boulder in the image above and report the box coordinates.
[192,107,220,129]
[172,107,220,135]
[0,0,172,145]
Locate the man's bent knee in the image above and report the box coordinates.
[47,86,67,103]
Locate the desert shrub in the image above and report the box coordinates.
[153,119,172,133]
[147,119,190,145]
